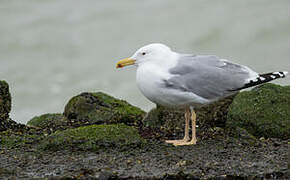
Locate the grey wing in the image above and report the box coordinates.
[164,55,258,100]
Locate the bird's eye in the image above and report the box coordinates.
[142,52,146,55]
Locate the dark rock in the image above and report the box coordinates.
[0,80,12,132]
[0,80,26,132]
[227,83,290,139]
[0,80,11,121]
[197,94,237,128]
[98,171,118,180]
[64,92,145,127]
[1,138,288,179]
[227,127,259,146]
[0,118,26,132]
[141,95,236,140]
[142,105,184,139]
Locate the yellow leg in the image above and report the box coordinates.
[171,109,197,146]
[189,109,197,144]
[165,108,190,144]
[184,108,190,141]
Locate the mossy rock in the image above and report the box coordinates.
[142,95,236,139]
[0,80,11,121]
[227,83,290,139]
[27,113,68,132]
[0,81,25,132]
[40,124,145,151]
[64,92,145,127]
[0,129,44,149]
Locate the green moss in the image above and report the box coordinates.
[0,130,43,149]
[27,113,67,131]
[64,92,145,127]
[227,83,290,139]
[40,124,145,151]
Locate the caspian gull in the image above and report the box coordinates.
[116,43,288,146]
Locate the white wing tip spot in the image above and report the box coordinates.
[270,75,276,79]
[273,72,281,76]
[275,72,284,76]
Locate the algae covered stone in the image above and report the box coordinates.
[64,92,145,127]
[0,80,11,121]
[0,129,44,149]
[227,83,290,139]
[0,81,24,132]
[27,113,68,131]
[40,124,145,151]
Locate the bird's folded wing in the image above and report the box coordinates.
[163,55,258,100]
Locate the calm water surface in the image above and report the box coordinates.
[0,0,289,123]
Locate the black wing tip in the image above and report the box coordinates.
[230,71,288,91]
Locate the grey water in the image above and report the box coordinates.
[0,0,289,124]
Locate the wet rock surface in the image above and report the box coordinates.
[0,138,288,179]
[0,82,289,179]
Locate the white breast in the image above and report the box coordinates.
[136,62,210,108]
[136,62,169,104]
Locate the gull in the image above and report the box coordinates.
[116,43,288,146]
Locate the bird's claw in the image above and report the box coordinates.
[165,138,196,146]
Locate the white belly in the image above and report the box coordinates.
[136,63,209,108]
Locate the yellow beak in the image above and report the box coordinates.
[116,58,136,68]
